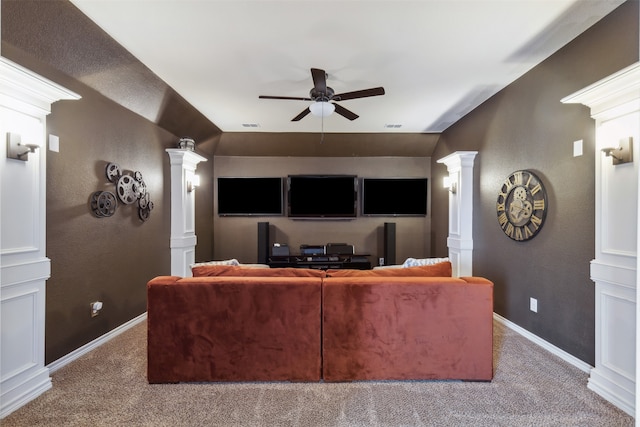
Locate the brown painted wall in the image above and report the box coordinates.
[212,156,433,265]
[431,0,639,365]
[45,84,173,363]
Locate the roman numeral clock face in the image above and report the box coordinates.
[496,170,547,241]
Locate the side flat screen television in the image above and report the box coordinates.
[288,175,357,218]
[361,178,428,216]
[217,177,284,216]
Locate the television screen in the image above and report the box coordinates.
[217,177,284,216]
[361,178,428,216]
[288,175,357,218]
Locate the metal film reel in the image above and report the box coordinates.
[90,191,117,217]
[139,192,150,209]
[92,163,153,222]
[134,179,147,199]
[105,163,122,182]
[116,174,138,205]
[139,200,154,222]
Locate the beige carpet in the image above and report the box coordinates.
[2,319,634,426]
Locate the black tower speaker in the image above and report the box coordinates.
[383,222,396,266]
[257,222,270,264]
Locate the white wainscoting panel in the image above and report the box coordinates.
[0,57,80,419]
[562,62,640,417]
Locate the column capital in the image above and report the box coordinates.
[437,151,478,171]
[166,148,207,168]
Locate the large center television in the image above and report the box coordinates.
[288,175,357,218]
[217,177,284,216]
[361,178,428,216]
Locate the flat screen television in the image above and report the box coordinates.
[217,177,284,216]
[288,175,357,218]
[361,178,428,216]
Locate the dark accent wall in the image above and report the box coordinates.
[1,0,218,363]
[431,0,639,365]
[44,83,173,363]
[212,156,433,265]
[210,132,440,157]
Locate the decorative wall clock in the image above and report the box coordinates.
[496,170,547,241]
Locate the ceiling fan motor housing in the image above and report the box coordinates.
[310,86,334,102]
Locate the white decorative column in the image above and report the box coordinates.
[437,151,477,277]
[562,62,640,417]
[166,148,207,277]
[0,58,80,418]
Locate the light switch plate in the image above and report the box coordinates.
[573,139,583,157]
[49,134,59,152]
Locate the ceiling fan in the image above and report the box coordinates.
[259,68,385,121]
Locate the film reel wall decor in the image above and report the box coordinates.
[90,162,154,221]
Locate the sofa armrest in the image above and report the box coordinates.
[147,275,181,286]
[459,276,494,286]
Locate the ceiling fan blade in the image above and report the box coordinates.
[311,68,327,94]
[333,103,359,121]
[259,95,312,101]
[333,87,385,101]
[291,108,311,121]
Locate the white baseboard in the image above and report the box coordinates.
[493,312,593,373]
[47,312,147,373]
[588,368,635,416]
[0,368,52,419]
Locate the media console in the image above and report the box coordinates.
[268,254,371,270]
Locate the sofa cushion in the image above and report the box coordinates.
[372,264,404,270]
[192,265,326,278]
[190,258,240,269]
[326,261,452,277]
[402,257,450,267]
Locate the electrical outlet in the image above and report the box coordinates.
[91,301,103,317]
[530,297,538,313]
[379,257,385,266]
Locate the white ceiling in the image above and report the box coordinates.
[69,0,624,134]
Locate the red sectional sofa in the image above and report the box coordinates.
[146,262,494,383]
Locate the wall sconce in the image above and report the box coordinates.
[443,176,457,194]
[187,174,200,193]
[7,132,40,161]
[601,137,633,165]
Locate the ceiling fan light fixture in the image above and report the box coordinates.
[309,101,335,117]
